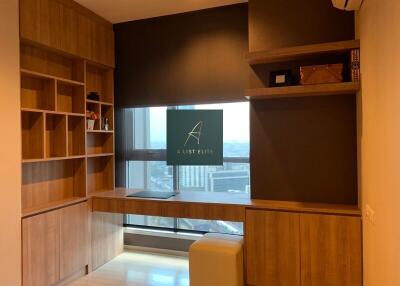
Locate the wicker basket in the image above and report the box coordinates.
[300,63,343,85]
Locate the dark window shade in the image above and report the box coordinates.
[114,4,248,108]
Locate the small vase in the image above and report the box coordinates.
[87,119,95,130]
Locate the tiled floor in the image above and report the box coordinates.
[69,251,189,286]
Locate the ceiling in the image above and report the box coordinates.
[74,0,247,23]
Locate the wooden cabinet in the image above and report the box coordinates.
[300,214,362,286]
[245,209,362,286]
[22,202,88,286]
[246,210,300,286]
[20,0,114,67]
[60,202,89,280]
[22,210,60,286]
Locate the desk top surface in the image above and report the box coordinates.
[91,188,361,216]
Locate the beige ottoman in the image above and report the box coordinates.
[189,233,244,286]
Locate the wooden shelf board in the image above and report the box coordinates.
[245,82,360,100]
[22,155,86,163]
[86,99,113,106]
[86,153,114,158]
[246,39,360,65]
[22,197,87,218]
[21,108,85,117]
[86,129,114,133]
[21,68,84,86]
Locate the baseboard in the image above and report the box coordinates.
[124,245,188,257]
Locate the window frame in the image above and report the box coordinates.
[122,103,249,234]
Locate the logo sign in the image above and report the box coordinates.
[167,110,223,165]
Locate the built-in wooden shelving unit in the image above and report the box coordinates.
[245,82,360,99]
[246,39,360,65]
[246,39,360,100]
[20,42,115,217]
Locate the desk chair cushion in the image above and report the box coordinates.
[189,233,244,286]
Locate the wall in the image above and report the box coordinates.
[359,0,400,284]
[0,0,21,284]
[114,3,248,107]
[249,0,358,204]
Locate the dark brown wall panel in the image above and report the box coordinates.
[114,4,248,107]
[250,95,357,204]
[249,0,357,203]
[249,0,355,52]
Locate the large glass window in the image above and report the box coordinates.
[123,102,249,235]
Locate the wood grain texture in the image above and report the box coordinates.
[21,159,86,212]
[245,210,300,286]
[19,0,114,66]
[90,212,123,271]
[21,74,56,111]
[23,210,60,286]
[246,40,360,64]
[86,132,113,155]
[300,214,362,286]
[87,156,115,194]
[90,188,361,220]
[245,82,359,100]
[60,202,89,280]
[45,113,67,158]
[20,44,84,83]
[67,116,85,156]
[21,111,45,160]
[56,82,85,114]
[86,64,114,103]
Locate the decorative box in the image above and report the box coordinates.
[300,63,343,85]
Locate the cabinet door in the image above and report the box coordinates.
[22,211,60,286]
[60,202,89,280]
[245,210,300,286]
[300,214,362,286]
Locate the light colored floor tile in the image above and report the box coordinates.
[69,251,189,286]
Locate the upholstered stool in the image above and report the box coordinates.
[189,233,244,286]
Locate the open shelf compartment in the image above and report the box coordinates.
[57,81,85,114]
[100,103,114,131]
[87,156,114,194]
[22,111,44,160]
[45,113,67,158]
[86,63,113,104]
[87,132,113,155]
[68,115,85,156]
[22,158,86,216]
[21,72,55,111]
[20,43,84,83]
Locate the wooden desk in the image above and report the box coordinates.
[90,188,361,222]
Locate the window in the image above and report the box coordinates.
[122,102,249,235]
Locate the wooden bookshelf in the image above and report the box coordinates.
[246,39,360,65]
[245,82,360,100]
[20,42,115,216]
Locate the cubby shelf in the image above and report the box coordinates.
[246,39,360,65]
[245,82,360,100]
[87,156,114,194]
[21,108,85,117]
[21,69,84,86]
[20,42,115,216]
[22,155,86,164]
